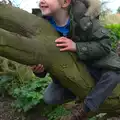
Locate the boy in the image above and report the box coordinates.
[31,0,120,119]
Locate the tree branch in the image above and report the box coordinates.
[0,28,49,65]
[0,4,56,37]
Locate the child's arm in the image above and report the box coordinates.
[55,22,111,61]
[75,19,111,61]
[34,70,47,78]
[55,26,111,61]
[31,64,47,78]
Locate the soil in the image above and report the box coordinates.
[0,95,119,120]
[0,95,48,120]
[0,95,24,120]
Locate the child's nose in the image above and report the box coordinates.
[39,0,44,7]
[39,0,45,4]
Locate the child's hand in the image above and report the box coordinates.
[55,37,76,52]
[31,64,44,73]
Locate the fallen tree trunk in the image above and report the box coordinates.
[0,3,94,98]
[0,3,120,117]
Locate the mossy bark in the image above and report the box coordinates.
[0,3,120,117]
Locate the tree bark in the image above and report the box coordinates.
[1,3,120,117]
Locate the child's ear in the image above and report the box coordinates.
[62,0,71,8]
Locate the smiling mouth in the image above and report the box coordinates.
[40,6,49,9]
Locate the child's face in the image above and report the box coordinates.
[39,0,70,16]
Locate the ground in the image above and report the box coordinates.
[0,95,119,120]
[0,95,48,120]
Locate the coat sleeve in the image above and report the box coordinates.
[33,70,47,78]
[75,19,111,61]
